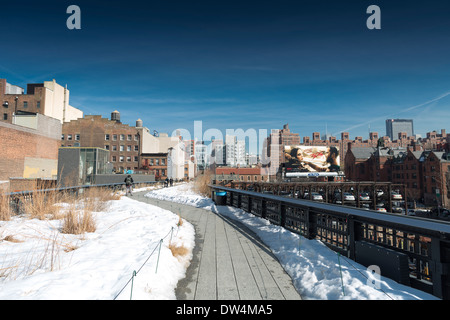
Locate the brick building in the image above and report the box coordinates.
[0,113,61,188]
[1,78,82,124]
[61,111,140,173]
[215,167,268,183]
[140,153,168,180]
[345,144,450,208]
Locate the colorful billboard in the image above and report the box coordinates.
[284,146,341,174]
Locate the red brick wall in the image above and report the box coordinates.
[0,124,59,180]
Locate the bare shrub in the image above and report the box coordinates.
[193,170,213,197]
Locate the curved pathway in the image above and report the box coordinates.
[132,191,301,300]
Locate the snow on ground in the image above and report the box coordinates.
[0,188,195,300]
[144,183,439,300]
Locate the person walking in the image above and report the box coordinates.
[124,174,134,196]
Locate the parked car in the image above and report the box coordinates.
[391,192,403,200]
[303,192,324,201]
[376,207,387,212]
[392,206,404,213]
[334,192,355,202]
[343,192,355,201]
[359,192,370,201]
[376,190,384,198]
[310,192,324,201]
[279,191,292,198]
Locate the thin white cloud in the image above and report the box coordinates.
[334,91,450,135]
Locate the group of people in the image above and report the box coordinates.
[165,177,174,188]
[123,174,174,196]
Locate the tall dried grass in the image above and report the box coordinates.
[61,205,96,235]
[194,170,213,197]
[0,194,12,221]
[21,191,61,220]
[82,188,121,212]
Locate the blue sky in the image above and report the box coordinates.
[1,0,450,145]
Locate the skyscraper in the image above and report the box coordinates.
[386,119,414,140]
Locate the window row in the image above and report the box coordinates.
[144,158,166,166]
[105,134,138,141]
[104,145,139,152]
[62,134,139,141]
[3,101,40,109]
[112,156,139,162]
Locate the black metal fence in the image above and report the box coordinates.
[211,185,450,300]
[3,181,157,214]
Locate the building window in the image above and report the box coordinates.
[112,145,117,151]
[134,156,138,162]
[105,134,110,141]
[119,156,124,162]
[161,159,165,165]
[127,135,132,141]
[23,101,28,108]
[120,134,125,141]
[155,159,159,165]
[127,145,131,152]
[67,134,72,141]
[104,145,110,150]
[134,145,139,152]
[113,134,117,141]
[75,134,80,140]
[3,113,7,120]
[119,145,124,151]
[37,101,40,109]
[134,135,138,141]
[61,134,64,140]
[127,156,131,162]
[112,156,116,162]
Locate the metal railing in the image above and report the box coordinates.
[3,181,158,214]
[210,185,450,300]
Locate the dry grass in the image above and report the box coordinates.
[168,243,189,258]
[1,235,22,243]
[194,170,213,197]
[61,205,96,235]
[0,194,12,221]
[21,191,61,220]
[82,188,121,212]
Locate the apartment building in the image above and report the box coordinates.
[345,145,450,208]
[0,113,61,186]
[61,111,140,173]
[0,78,82,124]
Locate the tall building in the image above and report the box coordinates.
[386,119,414,141]
[0,78,83,124]
[264,123,301,175]
[61,111,140,173]
[225,135,246,167]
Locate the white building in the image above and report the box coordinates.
[225,135,247,167]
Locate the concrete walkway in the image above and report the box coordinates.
[132,191,302,300]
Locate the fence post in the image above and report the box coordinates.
[306,208,316,240]
[430,237,450,299]
[348,215,356,260]
[261,199,267,219]
[280,204,286,227]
